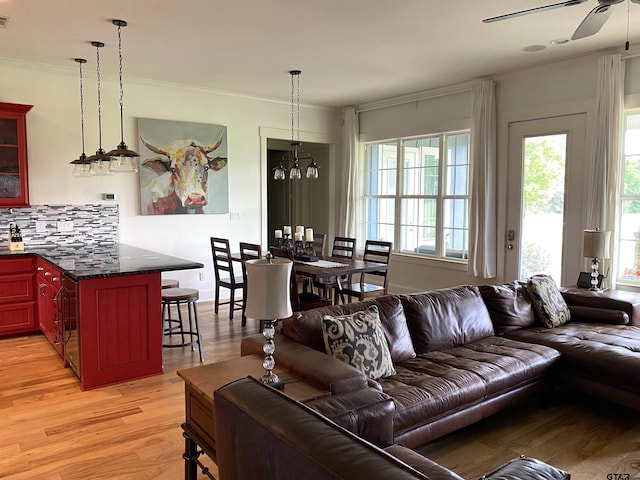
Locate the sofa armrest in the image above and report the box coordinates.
[384,445,465,480]
[241,333,368,394]
[568,305,629,325]
[306,388,395,447]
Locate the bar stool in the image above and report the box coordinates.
[162,287,203,362]
[162,278,180,289]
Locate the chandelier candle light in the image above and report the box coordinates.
[273,70,320,181]
[244,254,293,388]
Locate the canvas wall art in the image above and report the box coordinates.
[138,118,229,215]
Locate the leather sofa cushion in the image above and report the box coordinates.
[400,286,495,354]
[378,336,561,435]
[478,282,536,333]
[504,324,640,396]
[284,295,416,363]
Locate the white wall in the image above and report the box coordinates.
[355,51,640,294]
[0,58,340,301]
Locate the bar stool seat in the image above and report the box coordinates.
[162,278,180,289]
[162,287,203,362]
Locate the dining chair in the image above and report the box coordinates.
[210,237,244,320]
[239,242,262,327]
[340,240,392,303]
[313,236,356,303]
[269,246,332,312]
[311,232,328,257]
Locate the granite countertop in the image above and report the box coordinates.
[0,243,204,280]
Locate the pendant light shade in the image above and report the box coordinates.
[86,41,113,176]
[107,19,139,173]
[69,57,92,178]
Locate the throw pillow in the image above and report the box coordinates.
[527,275,571,328]
[478,282,536,333]
[322,305,396,381]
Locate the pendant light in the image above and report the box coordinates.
[273,70,319,181]
[106,19,139,173]
[86,41,113,176]
[69,58,92,177]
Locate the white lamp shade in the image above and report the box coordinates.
[583,230,611,259]
[245,258,293,320]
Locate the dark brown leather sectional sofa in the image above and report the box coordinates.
[214,377,570,480]
[241,282,640,450]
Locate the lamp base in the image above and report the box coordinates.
[261,372,284,390]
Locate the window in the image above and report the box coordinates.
[617,112,640,284]
[363,131,470,261]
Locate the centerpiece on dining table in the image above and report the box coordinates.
[274,225,319,262]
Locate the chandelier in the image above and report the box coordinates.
[273,70,319,181]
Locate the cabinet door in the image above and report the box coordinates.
[0,102,33,208]
[0,301,36,334]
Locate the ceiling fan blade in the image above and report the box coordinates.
[571,4,613,39]
[483,0,589,23]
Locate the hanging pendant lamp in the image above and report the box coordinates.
[69,58,92,177]
[86,41,113,176]
[107,19,139,173]
[273,70,319,181]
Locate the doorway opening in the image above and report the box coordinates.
[266,138,331,247]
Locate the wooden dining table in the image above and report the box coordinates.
[233,252,390,303]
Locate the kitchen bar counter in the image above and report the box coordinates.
[0,244,203,390]
[0,243,204,279]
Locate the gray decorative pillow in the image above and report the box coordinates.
[322,305,396,380]
[527,275,571,328]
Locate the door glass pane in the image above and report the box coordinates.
[519,134,567,283]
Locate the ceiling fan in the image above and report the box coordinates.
[483,0,639,40]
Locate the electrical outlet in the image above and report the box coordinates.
[35,220,47,233]
[57,220,74,232]
[199,272,205,281]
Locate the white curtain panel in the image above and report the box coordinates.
[585,54,625,232]
[468,80,497,278]
[339,107,360,238]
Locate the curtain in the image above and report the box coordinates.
[468,80,497,278]
[585,54,624,288]
[585,54,625,231]
[339,107,359,238]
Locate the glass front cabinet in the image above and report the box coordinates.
[0,102,33,208]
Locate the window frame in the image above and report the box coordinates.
[360,129,470,264]
[615,110,640,287]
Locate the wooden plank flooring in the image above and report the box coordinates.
[1,301,639,479]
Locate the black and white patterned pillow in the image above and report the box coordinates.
[322,305,396,380]
[527,275,571,328]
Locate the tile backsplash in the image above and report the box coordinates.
[0,204,119,248]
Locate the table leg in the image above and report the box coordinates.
[183,430,198,480]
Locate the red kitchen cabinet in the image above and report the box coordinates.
[0,102,32,208]
[0,256,37,335]
[76,272,163,390]
[36,258,63,356]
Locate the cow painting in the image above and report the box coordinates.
[138,119,229,215]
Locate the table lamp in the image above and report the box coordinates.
[583,229,611,292]
[245,254,293,388]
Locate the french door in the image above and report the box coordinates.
[504,114,587,285]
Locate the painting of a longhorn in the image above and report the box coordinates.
[138,118,229,215]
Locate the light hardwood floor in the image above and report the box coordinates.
[1,301,639,480]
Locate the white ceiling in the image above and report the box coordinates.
[0,0,638,107]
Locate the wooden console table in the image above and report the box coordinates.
[177,355,329,480]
